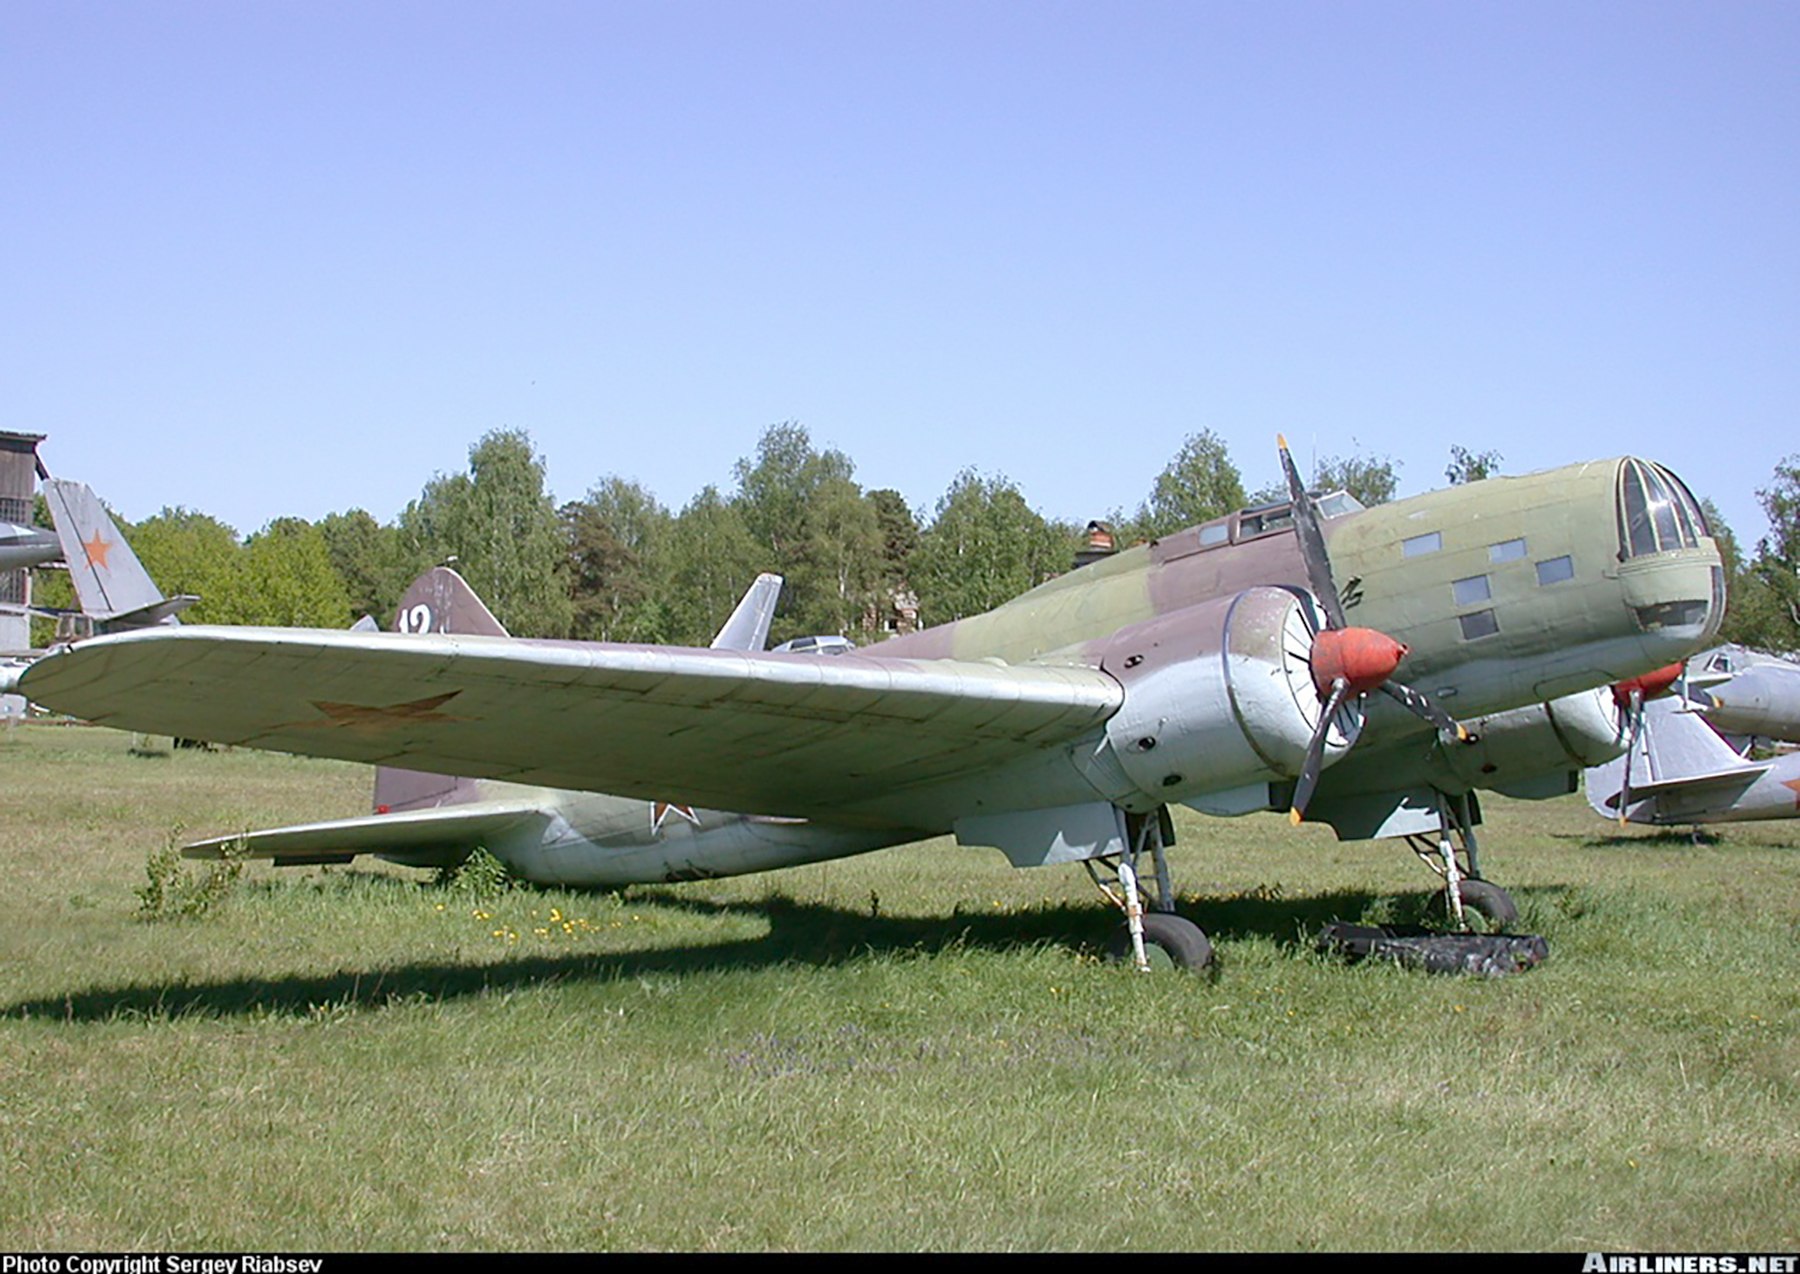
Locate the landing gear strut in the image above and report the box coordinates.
[1086,808,1213,971]
[1403,791,1518,932]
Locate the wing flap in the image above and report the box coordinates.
[22,627,1122,822]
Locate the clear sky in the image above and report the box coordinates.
[6,1,1797,549]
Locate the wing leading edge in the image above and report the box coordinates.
[17,626,1123,826]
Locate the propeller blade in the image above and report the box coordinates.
[1378,680,1474,742]
[1617,688,1644,825]
[1277,434,1346,629]
[1276,437,1476,786]
[1606,667,1678,824]
[1290,678,1352,824]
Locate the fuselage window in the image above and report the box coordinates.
[1459,610,1499,640]
[1635,599,1710,631]
[1536,555,1575,585]
[1199,523,1230,548]
[1235,504,1293,541]
[1233,490,1362,545]
[1453,575,1491,607]
[1403,531,1442,558]
[1316,492,1366,518]
[1489,538,1527,562]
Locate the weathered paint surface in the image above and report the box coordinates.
[20,455,1727,882]
[886,457,1718,726]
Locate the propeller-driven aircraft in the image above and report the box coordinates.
[7,446,1725,969]
[1586,689,1800,828]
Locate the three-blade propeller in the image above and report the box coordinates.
[1278,435,1472,823]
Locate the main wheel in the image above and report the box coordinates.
[1108,913,1214,971]
[1439,879,1518,932]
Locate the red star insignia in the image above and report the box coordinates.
[1782,777,1800,811]
[283,691,471,735]
[650,801,700,836]
[81,530,112,570]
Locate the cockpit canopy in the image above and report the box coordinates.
[1201,490,1364,548]
[1617,458,1709,560]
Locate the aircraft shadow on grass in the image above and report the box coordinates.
[3,880,1450,1024]
[1551,828,1760,850]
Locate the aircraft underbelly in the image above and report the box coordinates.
[485,792,905,887]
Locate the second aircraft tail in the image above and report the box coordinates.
[43,479,196,632]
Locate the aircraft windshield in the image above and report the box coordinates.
[1617,459,1707,559]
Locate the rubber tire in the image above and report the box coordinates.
[1108,913,1214,971]
[1443,879,1518,932]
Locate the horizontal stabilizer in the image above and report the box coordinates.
[1597,761,1770,810]
[97,596,199,627]
[183,800,548,864]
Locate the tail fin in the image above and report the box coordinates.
[1586,695,1769,820]
[43,479,196,631]
[709,572,782,651]
[392,565,509,637]
[374,566,507,814]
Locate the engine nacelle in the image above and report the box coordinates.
[1438,686,1625,793]
[1700,665,1800,743]
[1091,587,1358,809]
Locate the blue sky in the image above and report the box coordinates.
[6,1,1797,549]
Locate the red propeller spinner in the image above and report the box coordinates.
[1310,627,1408,698]
[1612,662,1684,709]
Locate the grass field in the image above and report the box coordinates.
[0,722,1794,1251]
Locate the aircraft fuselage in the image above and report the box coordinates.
[882,456,1721,733]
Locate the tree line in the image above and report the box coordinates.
[31,426,1800,654]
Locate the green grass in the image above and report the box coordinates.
[0,722,1794,1250]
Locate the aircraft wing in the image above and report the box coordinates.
[183,801,549,865]
[16,626,1122,825]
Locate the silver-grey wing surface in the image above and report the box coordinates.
[19,627,1122,825]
